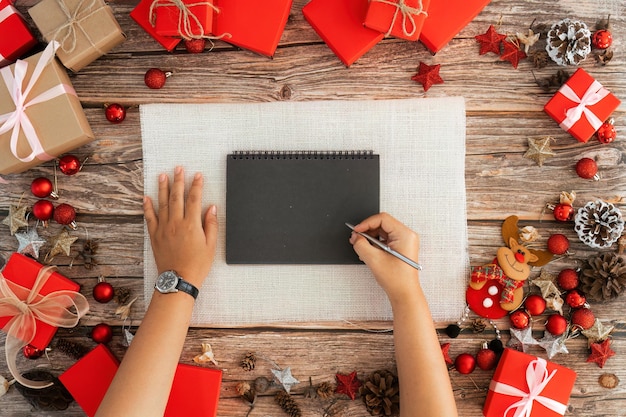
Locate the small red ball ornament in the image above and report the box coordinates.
[565,289,587,309]
[184,38,206,53]
[552,203,574,222]
[93,277,115,303]
[454,353,476,374]
[557,268,579,291]
[144,68,172,89]
[23,344,44,359]
[58,154,82,175]
[53,203,77,230]
[105,103,126,123]
[592,29,613,49]
[547,234,569,255]
[575,158,599,180]
[32,200,54,223]
[571,308,595,330]
[545,313,568,336]
[596,119,617,144]
[524,294,547,316]
[31,177,59,199]
[91,323,113,344]
[476,347,497,371]
[509,309,531,329]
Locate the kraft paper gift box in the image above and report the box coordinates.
[153,0,215,38]
[213,0,292,57]
[544,68,621,143]
[0,42,95,175]
[28,0,126,72]
[0,253,81,350]
[0,0,37,67]
[130,0,182,51]
[364,0,430,42]
[483,348,577,417]
[303,0,384,67]
[419,0,491,53]
[60,344,223,417]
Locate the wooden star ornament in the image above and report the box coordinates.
[587,339,615,368]
[475,25,506,55]
[411,62,444,92]
[524,137,556,167]
[335,371,361,400]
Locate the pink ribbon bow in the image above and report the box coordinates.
[489,357,567,417]
[0,265,89,389]
[558,79,609,133]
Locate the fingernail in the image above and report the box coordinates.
[159,173,167,182]
[210,205,217,216]
[143,196,148,204]
[175,166,182,174]
[194,172,202,180]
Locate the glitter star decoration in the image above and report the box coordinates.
[16,228,47,259]
[587,339,615,368]
[271,367,299,393]
[2,204,29,235]
[500,40,527,69]
[532,270,560,298]
[411,62,444,92]
[582,320,614,347]
[538,332,569,359]
[440,342,453,365]
[524,137,556,167]
[45,229,78,262]
[475,25,506,55]
[335,371,361,400]
[508,327,539,353]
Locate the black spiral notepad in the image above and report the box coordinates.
[226,151,380,264]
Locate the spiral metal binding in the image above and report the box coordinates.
[229,151,376,160]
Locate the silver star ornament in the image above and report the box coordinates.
[271,367,300,393]
[538,332,569,359]
[16,229,47,259]
[508,327,539,353]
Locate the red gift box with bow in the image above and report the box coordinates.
[364,0,430,41]
[153,0,216,38]
[544,68,621,143]
[0,0,37,67]
[483,348,577,417]
[59,344,223,417]
[130,0,182,51]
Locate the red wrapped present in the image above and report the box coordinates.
[0,0,37,67]
[303,0,384,67]
[130,0,182,51]
[544,68,621,143]
[153,0,216,38]
[483,348,577,417]
[0,253,89,388]
[419,0,491,53]
[364,0,430,41]
[213,0,292,57]
[60,344,223,417]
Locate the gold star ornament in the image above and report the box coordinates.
[45,230,78,262]
[524,137,556,167]
[2,204,29,235]
[582,319,614,347]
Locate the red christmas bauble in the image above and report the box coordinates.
[547,234,569,255]
[144,68,171,89]
[592,29,613,49]
[184,38,206,53]
[509,309,530,329]
[32,200,54,221]
[23,344,44,359]
[53,203,76,228]
[93,281,115,303]
[524,294,547,316]
[545,313,568,336]
[597,120,617,144]
[31,177,58,199]
[557,268,579,291]
[454,353,476,374]
[58,154,81,175]
[91,323,113,344]
[565,289,586,309]
[576,158,599,180]
[476,348,497,371]
[105,103,126,123]
[553,203,574,222]
[571,308,595,330]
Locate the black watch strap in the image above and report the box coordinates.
[176,279,199,299]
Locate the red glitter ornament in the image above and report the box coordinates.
[596,119,617,144]
[31,177,58,199]
[509,309,530,329]
[547,234,569,255]
[53,203,77,230]
[440,343,453,365]
[58,155,82,175]
[454,353,476,374]
[23,344,44,359]
[575,157,599,180]
[93,277,115,303]
[474,25,506,55]
[552,203,574,222]
[144,68,172,89]
[565,289,586,309]
[184,38,206,53]
[476,347,497,371]
[592,29,613,49]
[91,323,113,344]
[557,268,579,291]
[587,339,615,368]
[571,308,595,330]
[545,313,568,336]
[32,200,54,223]
[335,371,361,400]
[411,62,444,92]
[500,40,527,69]
[524,294,546,316]
[105,103,126,123]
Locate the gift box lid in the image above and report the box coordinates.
[419,0,491,53]
[0,0,38,67]
[130,0,182,52]
[303,0,384,67]
[364,0,430,42]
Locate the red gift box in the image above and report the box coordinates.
[130,0,182,52]
[212,0,292,57]
[419,0,490,53]
[60,344,223,417]
[364,0,430,41]
[153,0,215,38]
[303,0,384,67]
[0,0,37,67]
[483,348,577,417]
[544,68,621,143]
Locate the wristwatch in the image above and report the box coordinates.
[154,270,199,299]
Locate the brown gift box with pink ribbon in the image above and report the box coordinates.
[0,42,94,176]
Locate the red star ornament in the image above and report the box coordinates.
[441,342,453,365]
[475,25,506,55]
[500,41,527,69]
[411,62,444,92]
[586,339,615,368]
[335,371,361,400]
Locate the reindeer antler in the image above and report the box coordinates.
[501,215,553,266]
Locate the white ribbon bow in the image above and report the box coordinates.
[558,79,609,132]
[489,357,567,417]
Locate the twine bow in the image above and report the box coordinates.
[558,79,610,132]
[149,0,221,40]
[370,0,427,38]
[0,41,77,164]
[45,0,108,54]
[0,264,89,389]
[489,357,567,417]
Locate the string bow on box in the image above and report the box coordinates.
[370,0,427,37]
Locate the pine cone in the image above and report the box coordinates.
[54,338,90,360]
[275,391,302,417]
[581,252,626,301]
[546,18,591,66]
[574,200,625,249]
[316,381,335,399]
[360,370,400,416]
[114,287,132,305]
[471,318,487,333]
[241,352,256,371]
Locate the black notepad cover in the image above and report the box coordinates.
[226,152,380,264]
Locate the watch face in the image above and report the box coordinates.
[156,271,178,291]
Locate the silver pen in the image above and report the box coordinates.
[345,223,422,271]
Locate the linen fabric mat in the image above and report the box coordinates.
[140,98,468,325]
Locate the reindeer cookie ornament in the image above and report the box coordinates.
[466,216,553,319]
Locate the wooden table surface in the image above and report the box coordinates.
[2,0,626,415]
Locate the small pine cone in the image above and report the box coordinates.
[235,381,256,405]
[114,287,132,305]
[241,352,256,371]
[546,18,591,66]
[54,338,90,360]
[471,318,487,333]
[275,391,302,417]
[529,50,549,69]
[316,381,335,399]
[360,370,400,416]
[580,252,626,301]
